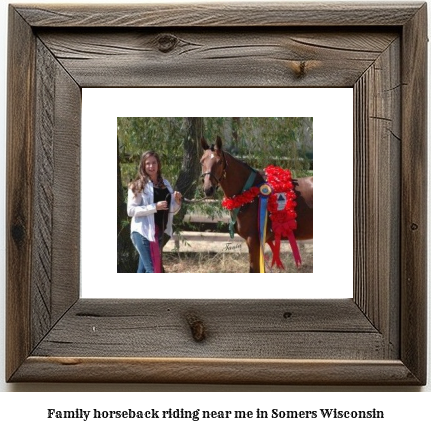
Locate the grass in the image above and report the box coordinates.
[162,249,313,273]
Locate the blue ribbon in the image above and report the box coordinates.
[258,195,269,272]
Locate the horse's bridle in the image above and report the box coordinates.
[201,150,228,188]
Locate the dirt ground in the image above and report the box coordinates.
[163,233,313,273]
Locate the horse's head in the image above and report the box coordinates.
[200,136,226,197]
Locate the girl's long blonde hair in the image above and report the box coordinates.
[129,151,165,195]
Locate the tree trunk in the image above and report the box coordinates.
[173,117,204,224]
[175,117,203,195]
[232,117,241,145]
[160,117,204,249]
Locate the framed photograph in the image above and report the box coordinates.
[113,113,317,276]
[6,2,427,384]
[82,88,351,299]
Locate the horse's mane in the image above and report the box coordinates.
[224,150,265,179]
[223,150,253,170]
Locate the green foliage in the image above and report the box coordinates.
[118,117,312,185]
[195,117,312,176]
[117,117,185,187]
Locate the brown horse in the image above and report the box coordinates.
[201,136,313,273]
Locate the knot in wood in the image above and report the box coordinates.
[157,34,179,53]
[293,61,307,78]
[186,314,206,342]
[287,60,320,79]
[11,222,26,246]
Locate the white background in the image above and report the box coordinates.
[81,87,353,299]
[1,0,430,425]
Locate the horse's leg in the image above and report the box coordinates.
[246,236,261,273]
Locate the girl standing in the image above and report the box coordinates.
[127,151,182,273]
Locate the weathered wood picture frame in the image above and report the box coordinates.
[6,2,427,384]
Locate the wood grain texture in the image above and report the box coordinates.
[37,29,398,87]
[7,5,81,380]
[32,37,81,348]
[15,2,424,27]
[32,40,56,347]
[6,7,36,381]
[12,357,419,385]
[399,3,428,385]
[50,52,81,324]
[32,299,382,359]
[353,38,401,358]
[6,2,427,385]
